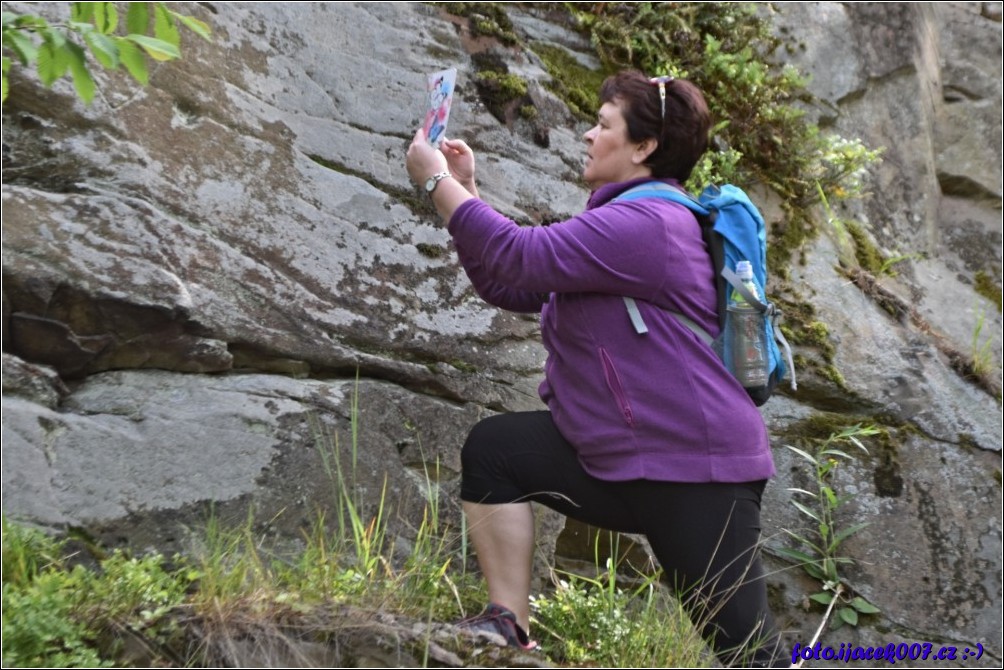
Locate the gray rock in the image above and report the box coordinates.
[2,353,68,408]
[1,369,481,557]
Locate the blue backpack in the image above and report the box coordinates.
[615,182,796,406]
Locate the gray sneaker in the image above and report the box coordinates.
[455,603,538,650]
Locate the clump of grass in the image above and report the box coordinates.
[531,548,710,667]
[968,307,1000,382]
[531,529,785,666]
[1,473,480,667]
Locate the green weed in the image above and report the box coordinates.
[1,519,191,668]
[778,424,883,628]
[531,532,709,667]
[2,517,65,588]
[970,307,1000,379]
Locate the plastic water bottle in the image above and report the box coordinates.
[727,261,769,388]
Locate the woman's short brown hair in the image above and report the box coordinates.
[599,70,711,182]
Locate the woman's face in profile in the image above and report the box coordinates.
[582,100,650,190]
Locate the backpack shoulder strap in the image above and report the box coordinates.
[620,183,798,395]
[615,182,711,216]
[614,183,718,342]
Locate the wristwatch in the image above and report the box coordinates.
[425,171,452,194]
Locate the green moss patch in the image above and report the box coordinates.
[463,48,529,126]
[532,42,610,122]
[439,2,519,46]
[975,270,1003,313]
[845,220,886,276]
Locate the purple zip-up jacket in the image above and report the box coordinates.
[448,177,774,483]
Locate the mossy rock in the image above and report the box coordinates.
[974,270,1003,313]
[469,52,531,125]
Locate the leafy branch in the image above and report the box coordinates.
[2,1,211,104]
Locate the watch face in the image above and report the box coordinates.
[425,173,447,193]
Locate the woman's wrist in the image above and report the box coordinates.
[429,174,475,223]
[458,177,478,198]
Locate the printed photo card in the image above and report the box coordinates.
[423,67,457,147]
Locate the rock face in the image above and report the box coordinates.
[2,2,1000,665]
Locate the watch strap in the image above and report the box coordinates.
[426,171,452,193]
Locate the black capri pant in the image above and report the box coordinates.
[460,411,781,667]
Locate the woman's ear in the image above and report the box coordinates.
[633,137,659,164]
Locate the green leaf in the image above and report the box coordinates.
[84,30,119,69]
[837,606,858,626]
[809,591,833,605]
[10,14,48,29]
[170,11,212,41]
[65,42,95,103]
[3,28,39,65]
[780,528,824,554]
[791,500,821,522]
[848,428,877,443]
[126,33,179,61]
[126,2,150,35]
[804,563,825,580]
[2,68,8,102]
[774,546,817,565]
[850,596,880,614]
[71,3,94,23]
[153,3,180,49]
[36,41,67,86]
[819,448,854,461]
[831,521,870,547]
[821,486,838,508]
[823,557,839,582]
[116,37,148,85]
[784,444,818,465]
[93,2,119,34]
[40,26,67,50]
